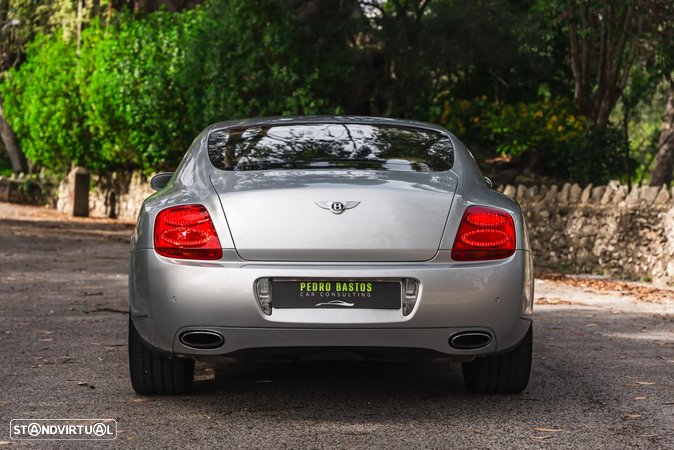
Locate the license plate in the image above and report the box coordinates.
[272,280,401,309]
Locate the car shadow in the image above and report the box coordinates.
[172,306,673,441]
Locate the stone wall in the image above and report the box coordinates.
[0,175,57,206]
[498,182,674,285]
[55,171,674,286]
[57,171,155,222]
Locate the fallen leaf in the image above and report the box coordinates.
[128,436,134,440]
[91,308,128,314]
[536,272,674,303]
[624,414,642,418]
[131,398,154,402]
[608,365,620,369]
[636,434,660,438]
[0,441,11,445]
[533,427,564,432]
[39,339,52,342]
[531,435,553,439]
[77,382,95,389]
[38,331,53,334]
[587,324,597,327]
[572,333,585,336]
[343,446,351,450]
[634,397,647,400]
[534,297,596,307]
[90,342,101,346]
[205,368,214,372]
[637,382,656,385]
[464,430,488,435]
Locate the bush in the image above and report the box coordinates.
[1,0,342,173]
[434,96,632,184]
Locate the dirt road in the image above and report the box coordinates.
[1,202,673,449]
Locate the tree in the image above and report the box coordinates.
[535,0,673,129]
[1,0,347,173]
[649,79,674,186]
[357,0,536,118]
[0,0,46,173]
[645,3,674,186]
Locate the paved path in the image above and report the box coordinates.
[0,202,673,449]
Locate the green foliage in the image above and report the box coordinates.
[434,95,631,184]
[0,148,12,177]
[1,35,88,171]
[613,69,672,185]
[1,0,344,173]
[0,0,668,184]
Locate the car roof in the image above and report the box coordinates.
[206,115,452,136]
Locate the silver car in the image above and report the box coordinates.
[128,116,534,395]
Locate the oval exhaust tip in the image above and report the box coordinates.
[180,331,224,349]
[449,332,492,350]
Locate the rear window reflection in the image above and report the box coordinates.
[207,123,454,172]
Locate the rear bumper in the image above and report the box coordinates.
[129,249,533,357]
[171,326,499,357]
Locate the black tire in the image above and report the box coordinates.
[461,324,532,394]
[128,318,195,395]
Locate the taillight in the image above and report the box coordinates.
[154,205,223,260]
[451,206,515,261]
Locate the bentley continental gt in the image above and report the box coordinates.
[128,116,534,395]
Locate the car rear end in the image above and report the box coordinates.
[128,116,533,395]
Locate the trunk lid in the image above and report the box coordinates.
[210,169,457,262]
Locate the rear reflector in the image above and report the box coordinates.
[154,205,223,260]
[451,206,515,261]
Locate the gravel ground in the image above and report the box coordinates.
[0,202,673,449]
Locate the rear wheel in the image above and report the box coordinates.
[461,324,532,394]
[128,318,195,395]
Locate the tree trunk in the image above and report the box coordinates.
[649,85,674,187]
[0,92,26,173]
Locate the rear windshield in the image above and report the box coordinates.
[207,123,454,172]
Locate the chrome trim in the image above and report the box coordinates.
[449,332,492,350]
[315,201,361,215]
[179,331,225,349]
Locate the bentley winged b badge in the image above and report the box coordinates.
[315,201,360,215]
